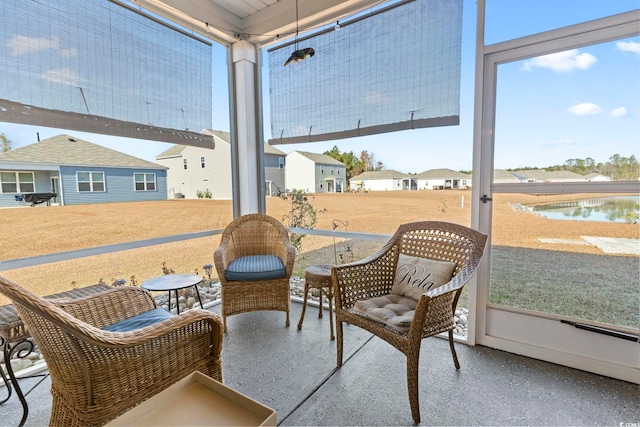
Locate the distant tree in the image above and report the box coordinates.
[548,154,639,180]
[0,133,11,152]
[360,150,372,171]
[607,154,639,181]
[323,146,365,180]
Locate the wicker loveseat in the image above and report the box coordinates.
[0,275,223,427]
[333,221,487,423]
[214,213,295,332]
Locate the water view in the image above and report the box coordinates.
[531,196,640,223]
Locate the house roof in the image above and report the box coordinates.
[264,143,286,156]
[203,129,230,141]
[493,169,519,180]
[417,168,470,179]
[0,134,165,169]
[157,130,286,158]
[291,151,345,166]
[156,144,188,159]
[350,170,408,180]
[514,169,585,180]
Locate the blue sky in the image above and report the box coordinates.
[2,0,638,173]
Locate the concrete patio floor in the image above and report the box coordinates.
[2,300,638,426]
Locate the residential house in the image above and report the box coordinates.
[417,168,472,190]
[263,143,287,197]
[155,130,286,199]
[584,172,612,182]
[285,151,345,193]
[0,134,167,207]
[493,169,526,184]
[349,170,415,192]
[514,169,586,183]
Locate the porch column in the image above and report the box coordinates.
[229,40,265,216]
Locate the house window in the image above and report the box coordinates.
[183,159,188,170]
[201,156,205,168]
[320,166,324,174]
[330,167,334,175]
[278,157,285,169]
[0,171,34,193]
[77,171,105,192]
[134,173,156,191]
[319,180,323,189]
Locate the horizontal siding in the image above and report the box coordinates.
[60,166,167,205]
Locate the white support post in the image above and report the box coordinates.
[230,40,265,216]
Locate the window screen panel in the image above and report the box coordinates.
[268,0,463,145]
[0,0,213,146]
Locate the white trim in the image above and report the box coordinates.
[473,1,640,380]
[134,171,157,192]
[76,170,105,192]
[0,170,35,193]
[479,308,639,384]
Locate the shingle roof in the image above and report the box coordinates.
[264,144,286,156]
[0,134,165,169]
[493,169,519,180]
[204,130,231,141]
[514,169,585,180]
[350,170,408,180]
[158,130,286,157]
[292,151,345,166]
[156,144,188,158]
[417,168,470,179]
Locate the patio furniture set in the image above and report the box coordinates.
[0,214,486,426]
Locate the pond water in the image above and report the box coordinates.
[530,195,640,223]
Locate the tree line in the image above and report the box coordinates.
[511,154,639,181]
[323,146,384,180]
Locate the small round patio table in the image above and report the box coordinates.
[297,264,335,340]
[141,274,204,314]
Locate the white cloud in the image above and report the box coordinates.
[8,35,60,56]
[41,68,83,86]
[568,102,602,115]
[521,49,596,72]
[616,40,640,55]
[60,47,78,58]
[610,107,628,117]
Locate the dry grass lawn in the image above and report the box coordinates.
[1,190,638,306]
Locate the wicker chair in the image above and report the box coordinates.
[333,221,487,423]
[0,275,223,427]
[214,213,295,332]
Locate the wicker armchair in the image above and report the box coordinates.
[333,221,487,423]
[214,213,295,332]
[0,275,223,427]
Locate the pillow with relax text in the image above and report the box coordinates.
[390,254,457,300]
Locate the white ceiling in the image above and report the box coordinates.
[133,0,388,46]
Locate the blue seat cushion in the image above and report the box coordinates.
[103,308,175,332]
[226,255,286,281]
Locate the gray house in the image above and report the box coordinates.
[285,151,346,193]
[0,134,167,207]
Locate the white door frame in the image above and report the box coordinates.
[471,4,640,383]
